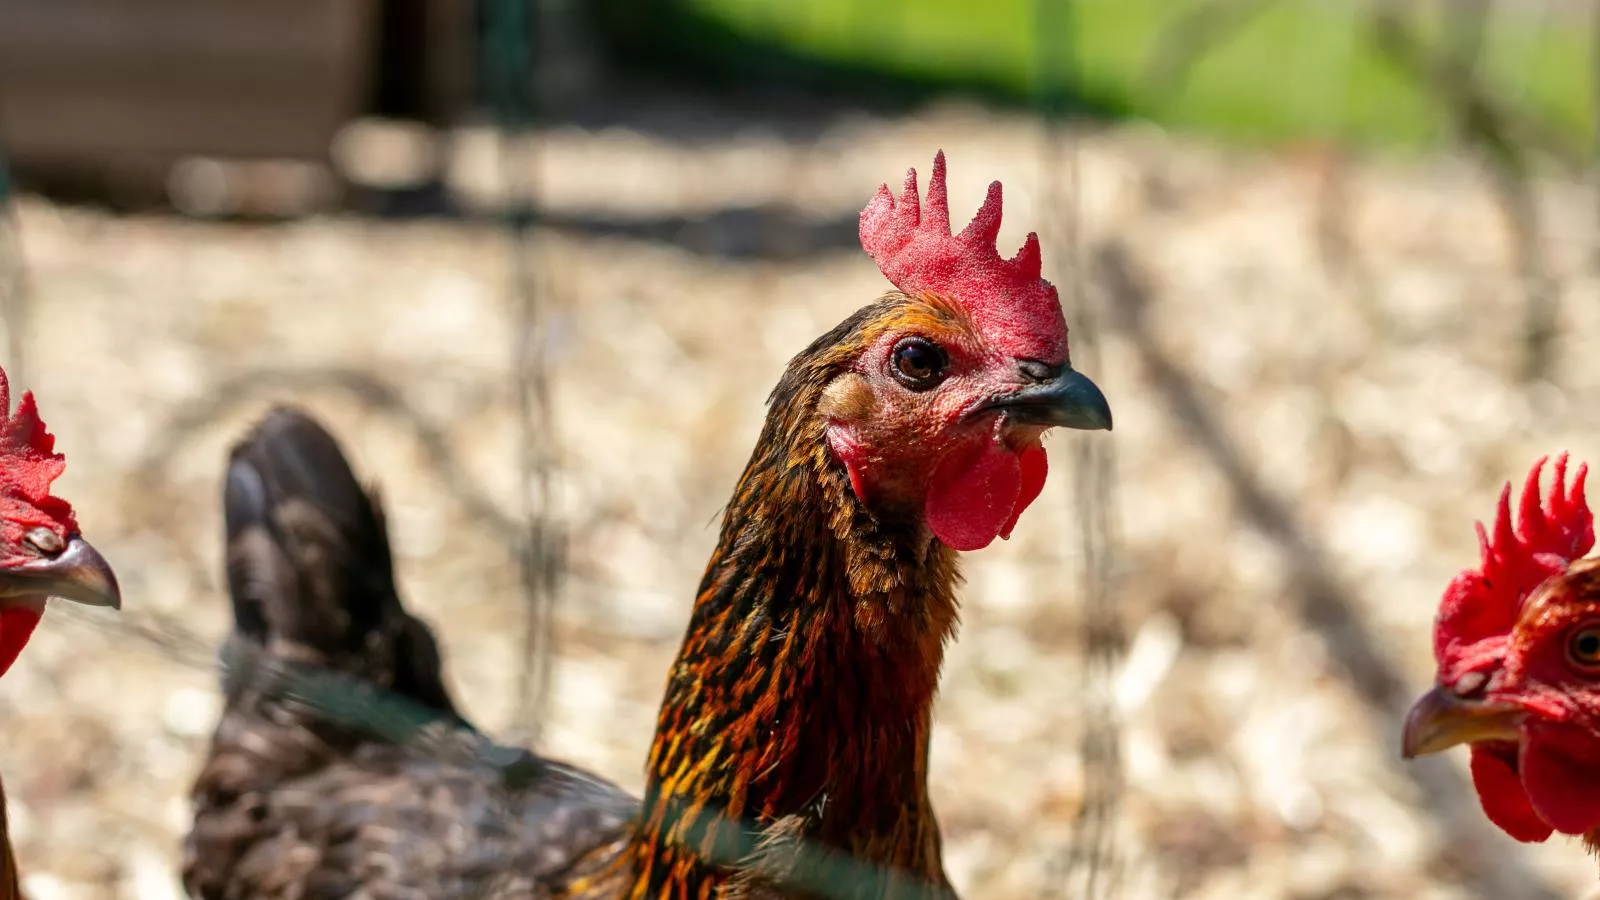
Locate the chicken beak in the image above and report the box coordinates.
[985,367,1113,432]
[0,535,121,610]
[1401,685,1522,759]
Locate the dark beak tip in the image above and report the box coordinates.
[1065,369,1113,432]
[53,535,122,610]
[1094,405,1114,432]
[1400,688,1447,759]
[102,580,124,612]
[1398,727,1424,760]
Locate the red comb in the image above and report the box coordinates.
[1435,453,1593,678]
[0,366,75,534]
[858,151,1069,364]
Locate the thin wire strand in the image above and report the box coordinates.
[1034,0,1125,895]
[486,0,563,746]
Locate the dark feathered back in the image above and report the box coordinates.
[221,407,459,719]
[184,407,636,900]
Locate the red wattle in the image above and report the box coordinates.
[1519,731,1600,836]
[827,427,870,504]
[0,607,42,679]
[1465,739,1542,839]
[998,444,1048,541]
[925,440,1022,552]
[1469,745,1552,841]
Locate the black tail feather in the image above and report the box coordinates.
[222,406,460,720]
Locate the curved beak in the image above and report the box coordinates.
[1401,685,1522,759]
[0,535,121,610]
[984,366,1113,432]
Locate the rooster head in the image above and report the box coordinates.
[821,150,1111,552]
[0,367,119,677]
[1402,452,1600,842]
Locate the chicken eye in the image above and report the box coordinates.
[23,527,62,556]
[890,337,948,390]
[1568,626,1600,669]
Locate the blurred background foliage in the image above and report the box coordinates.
[589,0,1592,156]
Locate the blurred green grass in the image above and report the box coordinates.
[668,0,1592,154]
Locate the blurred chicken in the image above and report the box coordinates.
[0,367,122,897]
[1403,453,1600,852]
[182,151,1112,899]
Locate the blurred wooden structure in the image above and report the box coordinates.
[0,0,478,204]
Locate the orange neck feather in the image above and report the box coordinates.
[620,347,961,898]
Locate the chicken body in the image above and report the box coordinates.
[184,153,1112,899]
[182,365,961,899]
[186,386,961,900]
[183,410,635,899]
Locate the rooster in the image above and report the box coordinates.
[0,366,122,897]
[1402,453,1600,851]
[182,151,1112,899]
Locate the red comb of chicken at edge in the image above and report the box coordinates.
[1433,453,1593,687]
[859,150,1068,365]
[0,365,110,680]
[0,367,77,545]
[1404,453,1600,844]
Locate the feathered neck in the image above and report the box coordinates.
[623,305,961,897]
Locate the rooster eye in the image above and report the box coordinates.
[1569,627,1600,669]
[23,527,62,556]
[890,337,947,390]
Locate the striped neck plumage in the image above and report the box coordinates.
[625,368,959,897]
